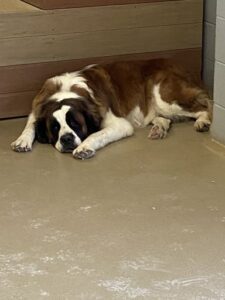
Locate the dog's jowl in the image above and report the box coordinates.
[11,59,212,159]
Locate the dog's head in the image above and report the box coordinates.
[35,98,101,153]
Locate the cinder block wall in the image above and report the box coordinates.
[211,0,225,144]
[203,0,217,96]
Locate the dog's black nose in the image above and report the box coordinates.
[60,133,74,145]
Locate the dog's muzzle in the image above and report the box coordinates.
[60,133,76,152]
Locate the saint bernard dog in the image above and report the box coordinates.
[11,59,212,159]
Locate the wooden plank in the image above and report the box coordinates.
[0,91,35,119]
[0,23,202,67]
[21,0,178,9]
[0,0,39,13]
[0,48,202,94]
[0,1,203,38]
[0,49,202,119]
[0,1,203,39]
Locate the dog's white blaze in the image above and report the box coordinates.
[53,105,81,152]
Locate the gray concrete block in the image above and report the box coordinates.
[204,21,216,61]
[211,104,225,144]
[217,0,225,18]
[216,17,225,62]
[203,58,215,97]
[204,0,217,24]
[214,61,225,107]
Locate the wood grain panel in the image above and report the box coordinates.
[0,49,202,94]
[0,23,202,67]
[0,0,39,13]
[0,91,35,119]
[0,49,202,119]
[22,0,178,9]
[0,1,203,39]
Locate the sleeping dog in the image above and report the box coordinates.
[11,59,212,159]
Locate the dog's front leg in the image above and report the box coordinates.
[11,112,36,152]
[73,116,134,159]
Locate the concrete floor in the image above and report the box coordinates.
[1,118,225,300]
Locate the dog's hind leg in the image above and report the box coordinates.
[176,88,213,132]
[192,90,213,132]
[155,76,213,133]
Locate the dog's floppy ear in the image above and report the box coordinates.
[81,102,102,135]
[35,118,49,144]
[83,110,101,134]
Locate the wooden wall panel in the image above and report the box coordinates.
[0,0,203,118]
[0,23,202,67]
[22,0,177,9]
[0,1,203,38]
[0,0,39,13]
[0,49,202,94]
[0,91,36,119]
[0,49,202,119]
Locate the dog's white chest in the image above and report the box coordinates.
[127,106,145,128]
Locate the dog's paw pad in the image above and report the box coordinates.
[73,148,95,160]
[14,145,32,152]
[11,139,32,153]
[148,125,167,140]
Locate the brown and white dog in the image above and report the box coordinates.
[11,59,212,159]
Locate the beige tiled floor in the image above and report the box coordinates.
[1,118,225,299]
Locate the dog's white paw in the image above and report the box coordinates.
[194,119,211,132]
[11,136,33,152]
[73,146,96,160]
[148,125,167,140]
